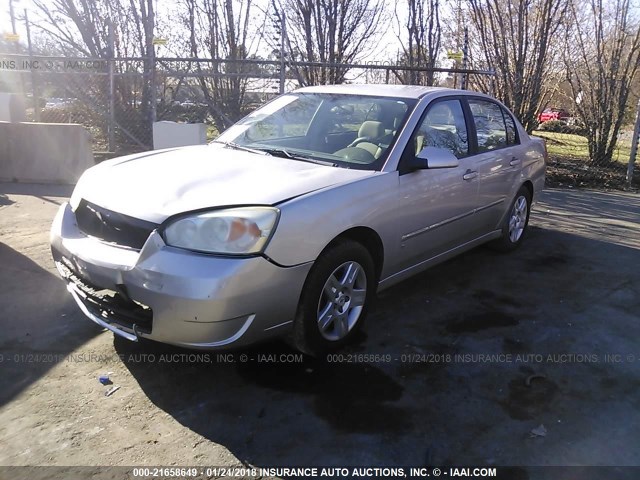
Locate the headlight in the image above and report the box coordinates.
[163,207,279,255]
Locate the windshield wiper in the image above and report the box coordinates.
[213,141,338,167]
[211,140,268,156]
[253,147,338,167]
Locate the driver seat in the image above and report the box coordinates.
[348,121,385,158]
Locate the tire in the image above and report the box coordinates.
[291,240,375,356]
[490,186,532,252]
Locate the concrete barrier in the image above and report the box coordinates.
[0,93,26,122]
[153,121,207,149]
[0,122,94,184]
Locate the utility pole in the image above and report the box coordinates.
[461,27,469,90]
[454,0,462,89]
[9,0,17,35]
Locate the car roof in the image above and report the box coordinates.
[294,84,468,99]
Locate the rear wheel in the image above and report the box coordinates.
[291,240,374,356]
[490,186,532,252]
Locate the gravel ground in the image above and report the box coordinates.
[1,183,639,476]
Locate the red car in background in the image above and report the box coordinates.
[538,107,571,123]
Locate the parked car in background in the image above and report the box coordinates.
[44,97,77,109]
[51,85,547,355]
[538,107,571,123]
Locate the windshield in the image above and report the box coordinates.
[214,92,417,170]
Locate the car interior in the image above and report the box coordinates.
[241,96,414,166]
[325,100,411,164]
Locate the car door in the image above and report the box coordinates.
[395,98,484,271]
[466,98,523,231]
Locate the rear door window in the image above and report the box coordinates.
[468,99,508,153]
[502,108,518,146]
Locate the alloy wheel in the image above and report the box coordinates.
[508,195,528,243]
[316,261,367,341]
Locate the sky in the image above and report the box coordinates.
[4,0,639,60]
[1,0,435,61]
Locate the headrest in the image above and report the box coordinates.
[426,104,453,125]
[358,121,384,139]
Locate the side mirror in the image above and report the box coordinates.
[409,146,459,170]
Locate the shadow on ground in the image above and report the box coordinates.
[0,242,100,407]
[2,184,639,467]
[116,223,640,466]
[0,183,74,198]
[0,194,14,206]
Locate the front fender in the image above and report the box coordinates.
[265,172,399,278]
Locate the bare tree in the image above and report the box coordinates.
[466,0,568,132]
[271,0,386,86]
[563,0,640,164]
[183,0,262,131]
[394,0,441,86]
[31,0,156,73]
[30,0,158,144]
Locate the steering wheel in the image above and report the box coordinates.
[347,137,375,148]
[333,147,376,164]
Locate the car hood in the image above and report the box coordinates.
[70,144,375,223]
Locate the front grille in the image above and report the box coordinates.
[58,260,153,334]
[75,199,158,250]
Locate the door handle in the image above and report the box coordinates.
[463,170,478,181]
[510,157,521,167]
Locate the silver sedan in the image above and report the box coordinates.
[50,85,546,355]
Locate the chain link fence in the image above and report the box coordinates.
[1,51,638,189]
[2,53,493,149]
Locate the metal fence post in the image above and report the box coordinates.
[279,13,286,94]
[626,99,640,186]
[148,0,157,139]
[24,9,40,122]
[150,52,157,125]
[108,20,115,153]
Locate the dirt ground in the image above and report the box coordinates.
[1,183,639,474]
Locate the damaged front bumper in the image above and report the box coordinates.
[50,202,312,349]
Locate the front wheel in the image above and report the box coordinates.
[291,240,375,356]
[490,186,532,252]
